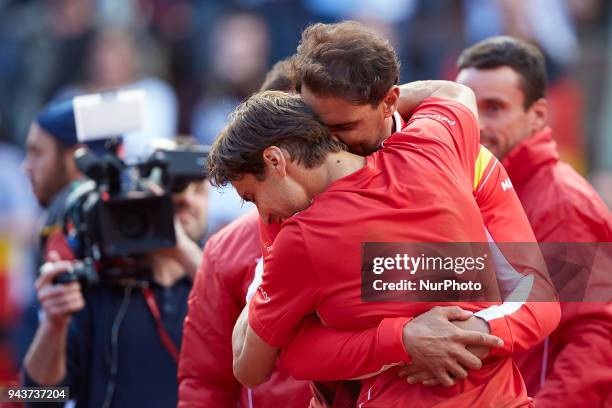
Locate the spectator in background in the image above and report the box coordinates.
[58,27,178,160]
[302,0,417,25]
[191,11,270,146]
[0,0,96,147]
[456,36,612,407]
[190,12,267,238]
[178,56,312,408]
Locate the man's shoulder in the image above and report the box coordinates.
[201,209,261,286]
[407,97,477,128]
[525,162,612,240]
[206,209,260,254]
[394,97,480,170]
[534,161,605,213]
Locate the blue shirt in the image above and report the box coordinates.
[25,277,191,408]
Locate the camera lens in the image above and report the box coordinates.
[118,211,149,239]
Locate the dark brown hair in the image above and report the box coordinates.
[457,36,547,109]
[259,56,296,92]
[207,91,345,187]
[294,21,400,106]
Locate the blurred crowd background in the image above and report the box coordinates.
[1,0,612,384]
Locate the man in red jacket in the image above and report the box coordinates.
[456,36,612,407]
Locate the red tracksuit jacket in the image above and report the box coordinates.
[504,127,612,407]
[177,210,312,407]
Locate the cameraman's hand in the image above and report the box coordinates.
[169,217,202,278]
[25,251,83,386]
[36,251,85,328]
[144,180,203,280]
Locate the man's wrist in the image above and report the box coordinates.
[40,316,71,334]
[377,317,413,364]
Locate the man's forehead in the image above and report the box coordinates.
[26,124,50,147]
[318,107,364,127]
[231,175,255,196]
[456,66,524,101]
[301,86,368,125]
[457,66,521,90]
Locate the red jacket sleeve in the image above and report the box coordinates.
[280,316,412,381]
[473,149,561,355]
[177,239,244,407]
[249,222,320,347]
[535,302,612,407]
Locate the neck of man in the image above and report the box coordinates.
[304,151,366,198]
[150,253,186,288]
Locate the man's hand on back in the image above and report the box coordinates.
[400,306,502,387]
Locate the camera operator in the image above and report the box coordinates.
[21,101,207,407]
[12,99,86,369]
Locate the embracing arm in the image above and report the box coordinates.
[397,81,478,119]
[281,307,503,387]
[281,315,411,381]
[234,221,319,387]
[232,306,278,388]
[472,155,561,354]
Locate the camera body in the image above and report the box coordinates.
[62,141,208,286]
[58,90,208,286]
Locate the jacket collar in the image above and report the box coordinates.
[501,127,559,187]
[393,111,404,132]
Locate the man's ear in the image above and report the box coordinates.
[64,145,83,180]
[382,85,400,118]
[262,146,288,177]
[527,98,548,134]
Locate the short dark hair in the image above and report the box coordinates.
[207,91,345,187]
[294,21,400,106]
[457,36,547,109]
[260,56,296,92]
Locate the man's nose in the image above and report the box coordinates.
[22,159,32,176]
